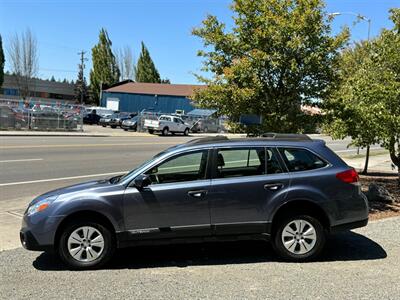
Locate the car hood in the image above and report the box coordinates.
[29,179,114,206]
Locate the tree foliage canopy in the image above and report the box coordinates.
[135,42,161,83]
[191,0,348,132]
[324,8,400,176]
[90,28,120,103]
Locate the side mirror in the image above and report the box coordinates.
[132,174,151,189]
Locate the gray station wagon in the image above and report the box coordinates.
[20,134,368,269]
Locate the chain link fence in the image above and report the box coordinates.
[0,98,84,131]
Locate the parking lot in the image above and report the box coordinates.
[0,134,398,299]
[1,217,399,299]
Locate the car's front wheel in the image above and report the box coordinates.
[58,220,115,269]
[272,215,325,261]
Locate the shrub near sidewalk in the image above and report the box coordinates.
[360,174,400,220]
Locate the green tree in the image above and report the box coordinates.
[90,28,120,103]
[0,34,4,87]
[135,42,161,83]
[325,9,400,179]
[191,0,348,133]
[323,42,380,174]
[50,76,56,82]
[373,8,400,181]
[75,66,89,104]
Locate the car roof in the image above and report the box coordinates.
[171,134,325,152]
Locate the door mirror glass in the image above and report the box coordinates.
[132,174,151,189]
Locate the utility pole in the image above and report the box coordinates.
[77,50,88,132]
[78,50,88,106]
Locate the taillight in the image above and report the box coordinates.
[336,168,359,184]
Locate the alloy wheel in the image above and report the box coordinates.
[281,219,317,255]
[67,226,105,262]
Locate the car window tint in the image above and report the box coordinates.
[145,151,208,184]
[278,148,327,172]
[216,148,265,178]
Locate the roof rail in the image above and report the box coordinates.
[260,133,312,141]
[186,135,229,145]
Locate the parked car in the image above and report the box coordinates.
[109,112,136,128]
[20,134,368,269]
[191,118,222,133]
[99,115,113,127]
[83,112,101,125]
[144,115,190,136]
[121,115,139,131]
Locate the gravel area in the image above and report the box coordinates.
[1,217,399,299]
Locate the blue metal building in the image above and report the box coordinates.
[100,81,205,114]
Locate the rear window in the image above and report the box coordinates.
[278,148,327,172]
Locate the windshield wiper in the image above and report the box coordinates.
[109,175,123,184]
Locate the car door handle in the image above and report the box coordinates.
[187,190,208,198]
[264,183,284,191]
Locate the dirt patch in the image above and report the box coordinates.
[360,173,400,220]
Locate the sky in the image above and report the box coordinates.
[0,0,398,85]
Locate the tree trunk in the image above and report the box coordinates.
[361,145,370,175]
[388,137,400,185]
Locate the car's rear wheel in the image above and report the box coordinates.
[148,129,154,134]
[272,215,325,261]
[58,221,115,269]
[183,128,189,136]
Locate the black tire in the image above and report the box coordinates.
[58,220,115,270]
[162,127,169,136]
[272,214,325,262]
[183,128,189,136]
[102,124,106,127]
[123,128,128,131]
[148,129,154,134]
[111,125,117,129]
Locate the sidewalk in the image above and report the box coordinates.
[0,125,249,138]
[341,152,396,174]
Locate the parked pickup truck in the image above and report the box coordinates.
[144,115,190,136]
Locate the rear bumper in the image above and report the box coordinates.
[330,218,368,233]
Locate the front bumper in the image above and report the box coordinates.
[121,124,137,130]
[20,212,64,252]
[20,228,52,251]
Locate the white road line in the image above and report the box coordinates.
[336,147,382,153]
[0,158,43,163]
[0,171,128,187]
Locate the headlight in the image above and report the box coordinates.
[26,195,58,216]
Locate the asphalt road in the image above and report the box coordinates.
[0,134,376,202]
[1,217,399,299]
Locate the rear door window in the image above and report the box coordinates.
[215,148,265,178]
[278,148,327,172]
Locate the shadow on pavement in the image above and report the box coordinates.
[32,231,387,271]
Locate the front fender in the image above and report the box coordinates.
[52,195,124,232]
